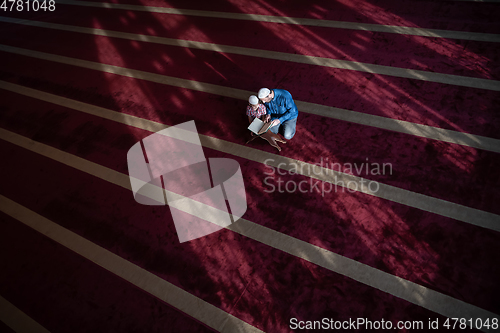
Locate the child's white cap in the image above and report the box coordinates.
[248,95,259,105]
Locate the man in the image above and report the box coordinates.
[258,88,298,140]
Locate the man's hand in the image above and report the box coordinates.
[271,119,280,127]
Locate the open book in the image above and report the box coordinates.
[247,118,273,135]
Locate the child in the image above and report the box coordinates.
[246,95,267,124]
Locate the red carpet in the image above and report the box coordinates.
[1,0,499,332]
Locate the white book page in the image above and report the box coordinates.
[247,118,264,134]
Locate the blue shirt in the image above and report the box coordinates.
[264,89,298,124]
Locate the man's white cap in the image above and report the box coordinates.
[258,88,271,99]
[248,95,259,105]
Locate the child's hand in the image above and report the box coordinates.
[264,115,271,122]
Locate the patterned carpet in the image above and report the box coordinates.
[0,0,499,332]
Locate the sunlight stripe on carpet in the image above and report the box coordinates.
[0,131,498,333]
[0,47,499,153]
[1,81,499,231]
[0,196,263,333]
[54,0,500,42]
[0,295,51,333]
[1,17,499,92]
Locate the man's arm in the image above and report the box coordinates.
[277,91,298,124]
[262,103,271,122]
